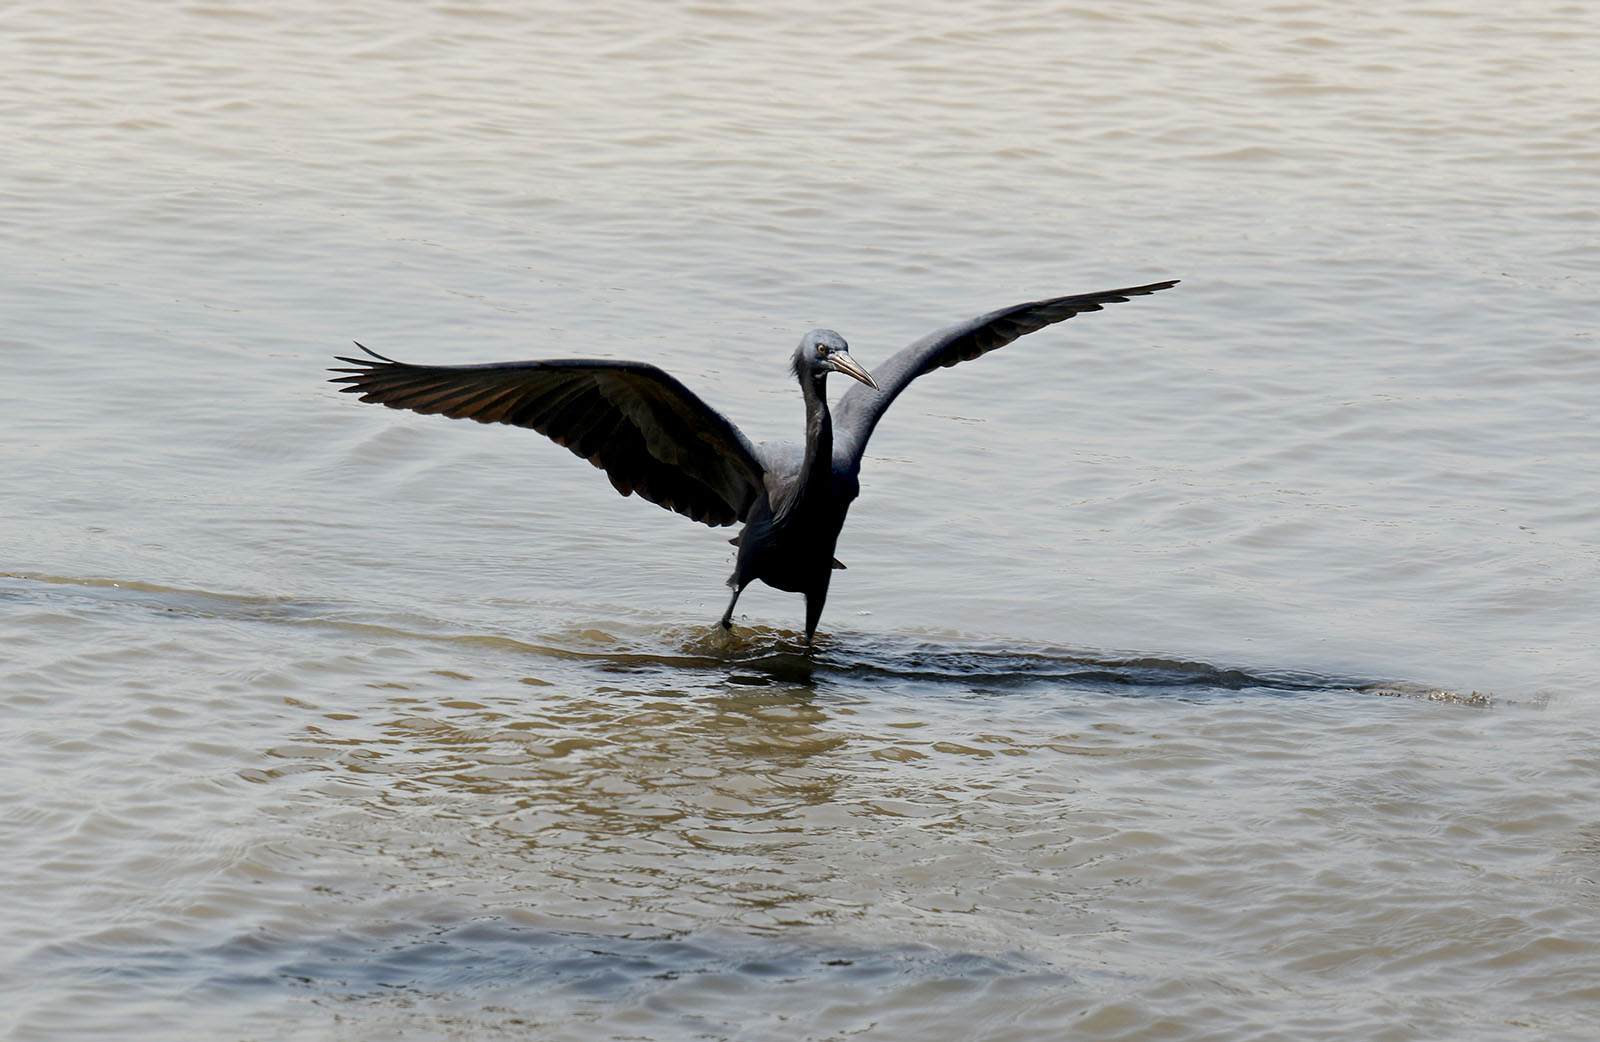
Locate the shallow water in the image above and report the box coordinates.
[4,1,1599,1039]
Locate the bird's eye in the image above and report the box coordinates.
[817,345,830,357]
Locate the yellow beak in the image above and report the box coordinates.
[828,350,878,390]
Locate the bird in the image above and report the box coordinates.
[330,280,1177,646]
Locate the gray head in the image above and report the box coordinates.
[792,329,878,389]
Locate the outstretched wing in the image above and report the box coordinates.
[832,281,1178,465]
[330,345,768,527]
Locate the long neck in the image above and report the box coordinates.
[797,372,833,495]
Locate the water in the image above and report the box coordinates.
[4,1,1598,1039]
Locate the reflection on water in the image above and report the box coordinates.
[6,569,1409,695]
[39,920,1076,1041]
[5,570,1595,1041]
[45,920,1060,1005]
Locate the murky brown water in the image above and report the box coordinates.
[5,2,1599,1039]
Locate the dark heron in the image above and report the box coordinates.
[330,280,1176,645]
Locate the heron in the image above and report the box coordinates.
[330,280,1176,645]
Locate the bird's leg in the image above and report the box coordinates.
[802,590,826,648]
[720,583,745,630]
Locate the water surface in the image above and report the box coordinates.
[4,2,1598,1039]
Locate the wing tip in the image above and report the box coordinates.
[329,342,406,383]
[352,341,399,362]
[1095,278,1180,303]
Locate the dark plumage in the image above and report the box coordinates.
[330,280,1177,644]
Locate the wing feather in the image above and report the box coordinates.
[832,281,1177,464]
[330,345,768,527]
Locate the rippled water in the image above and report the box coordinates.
[4,2,1599,1039]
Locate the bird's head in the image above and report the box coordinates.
[792,329,878,389]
